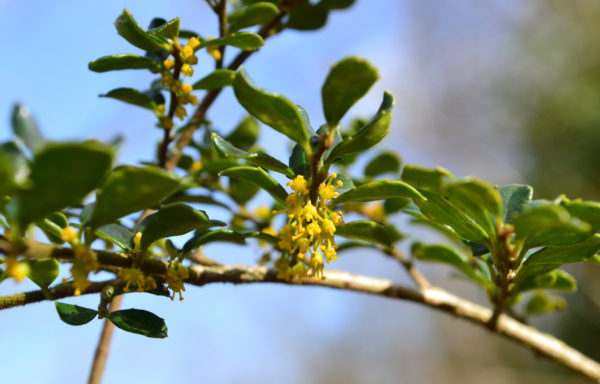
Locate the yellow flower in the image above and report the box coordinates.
[69,247,98,296]
[207,46,222,61]
[166,262,189,301]
[163,59,175,71]
[181,45,194,60]
[187,36,201,49]
[181,83,193,94]
[175,106,187,119]
[4,256,30,283]
[287,175,308,195]
[119,268,146,292]
[181,64,194,77]
[60,227,78,244]
[133,232,142,250]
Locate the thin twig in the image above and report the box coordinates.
[386,247,430,289]
[215,0,228,69]
[88,295,123,384]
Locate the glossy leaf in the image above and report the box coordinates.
[289,144,310,178]
[0,141,28,197]
[514,204,593,248]
[562,200,600,232]
[96,224,134,251]
[11,104,44,152]
[109,309,168,338]
[164,192,231,211]
[329,180,424,207]
[88,166,180,228]
[233,68,310,149]
[100,88,156,111]
[220,166,288,204]
[193,69,235,90]
[11,142,114,228]
[401,164,453,192]
[55,302,98,326]
[326,91,394,162]
[226,116,260,150]
[27,258,59,289]
[498,184,533,225]
[182,229,246,254]
[114,9,169,52]
[228,175,261,205]
[229,2,279,31]
[148,17,180,40]
[138,203,221,249]
[335,220,391,246]
[212,133,294,177]
[412,243,489,286]
[89,54,162,73]
[286,0,328,30]
[201,32,264,50]
[322,57,379,126]
[364,151,401,177]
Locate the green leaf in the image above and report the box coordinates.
[10,142,114,228]
[401,164,453,192]
[109,309,168,338]
[201,32,264,51]
[526,291,567,315]
[498,184,533,225]
[100,88,157,111]
[96,224,134,251]
[335,220,391,246]
[514,204,593,248]
[182,229,246,254]
[226,116,260,150]
[114,9,169,52]
[229,2,279,31]
[415,191,489,243]
[138,203,222,249]
[336,240,378,253]
[228,176,261,205]
[326,91,394,162]
[36,212,68,244]
[289,144,310,178]
[87,166,180,228]
[89,54,162,73]
[286,0,328,30]
[220,166,288,204]
[320,0,355,9]
[516,269,577,293]
[11,104,44,152]
[321,57,379,126]
[148,17,180,40]
[193,69,235,90]
[0,141,28,197]
[212,133,294,177]
[364,151,401,177]
[562,200,600,232]
[55,302,98,326]
[233,68,310,150]
[329,180,424,207]
[164,192,231,211]
[444,178,502,236]
[384,198,410,214]
[27,258,59,289]
[412,243,489,286]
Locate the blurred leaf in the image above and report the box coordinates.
[320,0,355,9]
[562,200,600,232]
[364,151,401,177]
[212,133,294,177]
[114,9,169,52]
[202,32,264,50]
[516,269,577,293]
[88,166,179,228]
[229,2,279,31]
[229,175,261,205]
[330,173,354,194]
[322,57,379,126]
[182,229,246,254]
[100,88,157,111]
[514,203,593,248]
[11,104,44,152]
[329,180,424,207]
[164,192,231,211]
[412,243,489,286]
[89,54,162,73]
[55,302,98,326]
[384,198,410,214]
[138,203,221,249]
[148,17,180,40]
[233,68,310,150]
[286,0,328,30]
[336,240,378,253]
[109,309,168,338]
[220,166,287,204]
[11,142,114,228]
[226,116,260,150]
[498,184,533,225]
[336,220,391,246]
[96,224,134,251]
[193,69,235,90]
[289,144,310,178]
[36,212,68,244]
[0,141,28,197]
[326,92,394,162]
[526,291,567,316]
[27,258,59,290]
[401,164,452,192]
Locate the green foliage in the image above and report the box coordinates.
[201,32,264,50]
[11,104,44,152]
[89,54,162,73]
[100,88,157,111]
[55,302,98,326]
[336,221,392,246]
[109,309,168,338]
[193,69,235,90]
[220,166,287,203]
[229,2,278,31]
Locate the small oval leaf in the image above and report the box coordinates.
[329,180,424,207]
[109,309,168,338]
[89,54,162,73]
[114,9,169,52]
[55,302,98,326]
[335,220,391,246]
[193,69,235,90]
[220,166,288,204]
[201,32,264,50]
[100,88,157,110]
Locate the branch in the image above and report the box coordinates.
[88,295,122,384]
[2,244,600,382]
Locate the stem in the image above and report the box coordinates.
[216,0,228,69]
[386,247,430,289]
[158,44,183,168]
[87,295,123,384]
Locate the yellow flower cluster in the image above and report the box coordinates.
[68,247,99,296]
[118,268,157,293]
[157,37,201,127]
[275,174,344,281]
[4,256,30,282]
[166,262,189,301]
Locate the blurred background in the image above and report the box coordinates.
[1,0,599,383]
